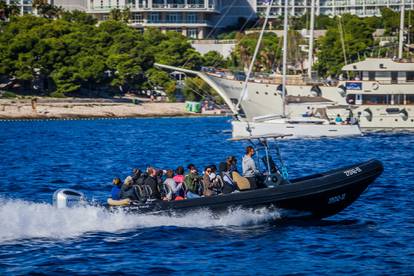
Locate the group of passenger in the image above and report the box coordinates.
[110,146,264,202]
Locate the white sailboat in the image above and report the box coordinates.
[231,0,361,138]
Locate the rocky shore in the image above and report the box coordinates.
[0,98,223,120]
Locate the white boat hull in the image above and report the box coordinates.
[232,120,361,138]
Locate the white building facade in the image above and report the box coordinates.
[86,0,255,39]
[255,0,414,17]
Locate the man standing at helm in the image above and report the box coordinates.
[242,146,259,189]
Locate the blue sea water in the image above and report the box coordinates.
[0,117,413,275]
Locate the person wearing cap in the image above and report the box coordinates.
[110,177,122,200]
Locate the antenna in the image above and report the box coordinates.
[282,0,289,117]
[398,0,405,59]
[308,0,315,80]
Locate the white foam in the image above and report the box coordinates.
[0,198,280,243]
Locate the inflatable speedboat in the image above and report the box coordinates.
[53,135,383,220]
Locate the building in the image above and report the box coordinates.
[6,1,414,39]
[255,0,414,17]
[87,0,255,39]
[3,0,86,14]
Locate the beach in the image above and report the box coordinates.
[0,98,222,119]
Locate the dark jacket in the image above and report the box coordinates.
[185,173,201,194]
[144,176,161,199]
[120,184,137,200]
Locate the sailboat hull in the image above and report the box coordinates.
[232,120,362,138]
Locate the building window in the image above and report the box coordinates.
[187,28,198,39]
[166,13,179,23]
[149,12,160,23]
[187,13,197,23]
[391,71,398,84]
[132,13,142,23]
[406,72,414,82]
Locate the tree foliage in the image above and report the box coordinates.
[0,14,203,97]
[315,14,375,76]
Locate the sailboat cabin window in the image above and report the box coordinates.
[368,71,376,81]
[406,72,414,82]
[406,95,414,105]
[362,94,388,105]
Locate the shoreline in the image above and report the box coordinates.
[0,98,228,120]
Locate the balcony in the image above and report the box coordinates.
[89,4,217,13]
[129,19,213,27]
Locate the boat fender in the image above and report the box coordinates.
[310,85,322,97]
[337,84,347,97]
[53,188,86,209]
[107,198,131,206]
[400,109,409,121]
[362,108,373,122]
[372,82,379,90]
[276,84,287,95]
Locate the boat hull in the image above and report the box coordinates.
[232,120,362,138]
[115,160,383,220]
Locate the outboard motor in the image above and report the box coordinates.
[53,189,86,209]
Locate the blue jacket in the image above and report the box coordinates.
[111,186,121,200]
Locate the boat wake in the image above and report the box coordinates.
[0,198,280,243]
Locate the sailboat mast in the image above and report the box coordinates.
[308,0,315,79]
[236,0,274,111]
[282,0,289,117]
[399,0,405,59]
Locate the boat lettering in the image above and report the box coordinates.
[328,193,346,204]
[344,167,362,177]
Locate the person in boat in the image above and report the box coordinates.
[110,177,122,200]
[185,164,202,198]
[131,168,142,185]
[173,166,186,197]
[226,156,238,174]
[242,146,260,189]
[202,165,222,196]
[143,167,161,200]
[335,114,343,124]
[120,176,137,200]
[163,169,183,201]
[219,162,237,194]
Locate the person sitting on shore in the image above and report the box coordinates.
[335,114,343,124]
[185,164,202,198]
[163,169,183,201]
[120,176,137,200]
[110,177,123,200]
[242,146,260,189]
[143,167,161,200]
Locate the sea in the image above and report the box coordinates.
[0,117,413,275]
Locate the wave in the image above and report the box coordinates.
[0,198,280,243]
